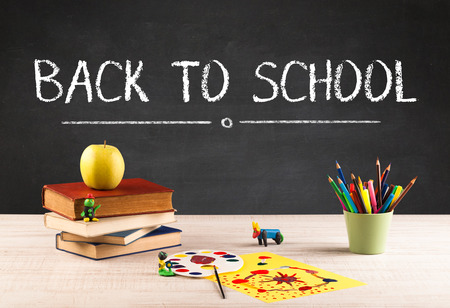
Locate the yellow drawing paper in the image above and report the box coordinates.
[205,251,365,303]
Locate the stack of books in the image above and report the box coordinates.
[43,178,181,260]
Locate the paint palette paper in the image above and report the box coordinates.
[166,249,244,277]
[205,252,365,303]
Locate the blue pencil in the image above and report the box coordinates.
[337,177,357,213]
[336,161,347,186]
[377,192,395,213]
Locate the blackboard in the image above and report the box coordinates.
[1,0,449,214]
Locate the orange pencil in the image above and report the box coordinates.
[376,158,383,210]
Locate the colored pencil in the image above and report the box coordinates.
[382,184,395,205]
[391,185,403,205]
[328,176,348,211]
[349,183,355,193]
[381,183,389,199]
[376,158,383,210]
[362,189,372,214]
[375,164,390,195]
[351,173,365,213]
[336,161,347,186]
[367,180,378,213]
[341,193,353,213]
[350,191,363,213]
[377,192,395,213]
[335,191,347,212]
[213,265,225,299]
[357,176,364,193]
[338,177,357,213]
[388,176,417,212]
[358,177,371,213]
[380,163,391,189]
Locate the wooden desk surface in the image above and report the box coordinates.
[0,214,449,307]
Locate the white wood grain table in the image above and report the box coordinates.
[0,214,449,307]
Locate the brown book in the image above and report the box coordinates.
[42,178,174,220]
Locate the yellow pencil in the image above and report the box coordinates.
[358,176,364,192]
[362,189,372,214]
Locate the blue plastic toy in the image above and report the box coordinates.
[252,221,284,247]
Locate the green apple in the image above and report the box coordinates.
[80,141,125,190]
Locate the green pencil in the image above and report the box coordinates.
[328,175,349,211]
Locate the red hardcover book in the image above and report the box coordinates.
[42,178,174,220]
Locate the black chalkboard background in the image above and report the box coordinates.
[1,0,449,214]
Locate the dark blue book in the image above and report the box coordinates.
[56,225,181,260]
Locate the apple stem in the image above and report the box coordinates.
[104,140,106,148]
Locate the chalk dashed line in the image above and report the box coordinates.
[239,120,381,124]
[61,121,212,125]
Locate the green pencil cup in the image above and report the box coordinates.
[344,211,393,255]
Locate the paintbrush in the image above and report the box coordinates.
[213,265,225,299]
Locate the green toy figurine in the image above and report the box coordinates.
[158,251,175,276]
[81,194,101,222]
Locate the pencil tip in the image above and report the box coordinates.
[412,176,418,182]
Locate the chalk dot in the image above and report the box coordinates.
[226,259,239,262]
[221,254,236,258]
[200,251,211,253]
[185,252,197,255]
[213,251,227,255]
[169,258,180,261]
[189,272,202,275]
[221,117,233,128]
[172,265,185,268]
[174,254,187,258]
